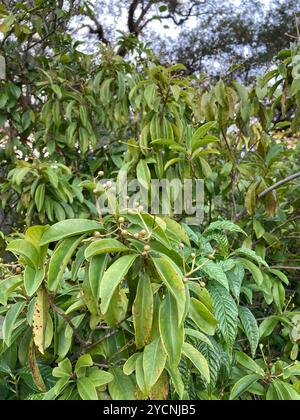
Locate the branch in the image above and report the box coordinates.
[258,171,300,200]
[269,266,300,271]
[48,297,86,347]
[234,170,300,222]
[128,0,139,35]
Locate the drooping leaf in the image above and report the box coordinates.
[88,254,108,299]
[152,256,186,325]
[143,337,167,393]
[238,306,259,357]
[133,273,153,349]
[32,288,49,355]
[3,301,26,347]
[209,284,238,351]
[48,235,84,291]
[159,292,184,366]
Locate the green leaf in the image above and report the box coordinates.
[231,247,267,267]
[163,217,191,246]
[108,368,136,400]
[259,317,278,339]
[123,353,140,375]
[75,354,93,376]
[266,380,300,401]
[171,85,180,101]
[0,275,22,305]
[152,256,186,325]
[182,342,210,383]
[268,269,289,285]
[85,239,130,260]
[291,78,300,96]
[184,328,213,348]
[239,258,264,286]
[235,352,265,376]
[24,266,45,296]
[52,358,72,378]
[189,297,217,336]
[136,159,151,190]
[133,273,153,349]
[77,377,98,400]
[192,122,216,146]
[201,260,229,290]
[166,364,184,399]
[35,184,45,213]
[209,284,238,351]
[159,292,184,366]
[227,261,245,301]
[40,219,102,245]
[7,239,40,269]
[100,254,138,314]
[238,306,259,357]
[244,183,257,215]
[87,367,114,387]
[88,254,108,300]
[135,353,147,395]
[229,374,262,400]
[144,83,156,109]
[3,301,26,346]
[143,337,167,393]
[205,220,246,236]
[48,235,84,291]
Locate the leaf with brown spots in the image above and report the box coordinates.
[32,288,49,354]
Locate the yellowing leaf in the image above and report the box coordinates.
[32,288,49,355]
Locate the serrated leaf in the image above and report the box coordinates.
[238,306,259,357]
[201,260,229,290]
[205,220,246,236]
[209,284,238,351]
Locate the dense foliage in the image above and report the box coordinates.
[0,1,300,401]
